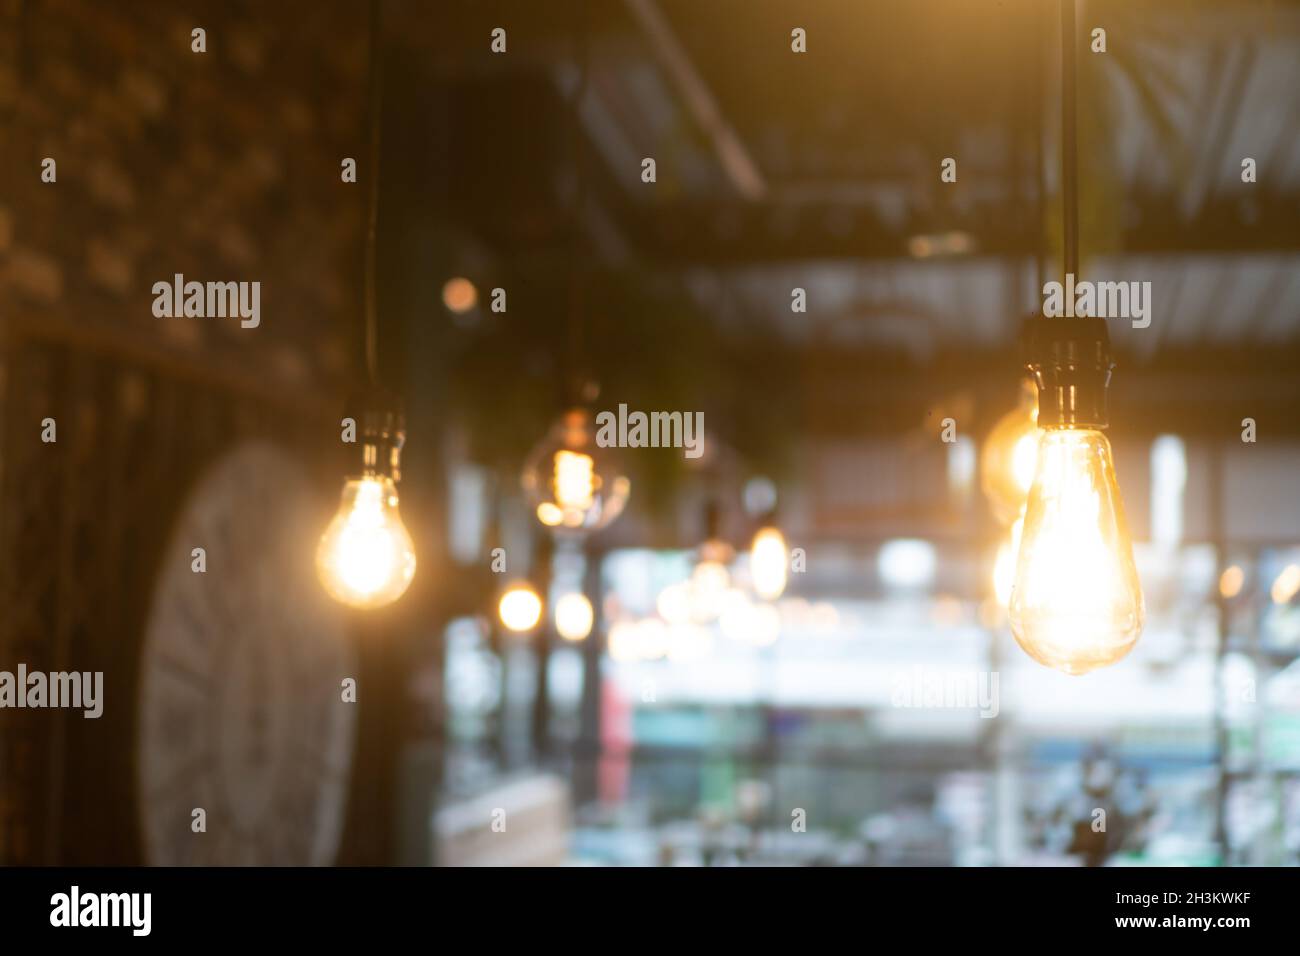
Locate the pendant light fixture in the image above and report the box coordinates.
[522,403,630,533]
[522,0,630,535]
[689,499,735,623]
[1008,0,1143,673]
[317,0,417,610]
[749,493,790,602]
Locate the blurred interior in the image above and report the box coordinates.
[2,0,1300,866]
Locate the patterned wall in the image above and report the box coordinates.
[0,0,373,863]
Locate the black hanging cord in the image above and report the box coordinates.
[1060,0,1079,280]
[363,0,384,385]
[1033,0,1048,295]
[566,0,590,406]
[1023,0,1110,434]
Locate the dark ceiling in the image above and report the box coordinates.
[380,0,1300,437]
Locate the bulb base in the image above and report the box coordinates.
[346,387,406,481]
[1022,316,1112,430]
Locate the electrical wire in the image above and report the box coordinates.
[363,0,384,385]
[566,0,590,404]
[1061,0,1079,280]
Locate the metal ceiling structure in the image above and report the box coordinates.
[387,0,1300,435]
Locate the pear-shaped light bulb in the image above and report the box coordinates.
[316,475,416,609]
[1009,429,1143,674]
[523,408,630,533]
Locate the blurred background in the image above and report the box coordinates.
[2,0,1300,866]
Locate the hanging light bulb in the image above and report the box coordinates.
[689,548,732,623]
[690,501,734,624]
[318,7,416,612]
[980,377,1040,526]
[523,408,630,533]
[750,525,789,601]
[1009,317,1143,674]
[1007,1,1143,674]
[554,591,594,641]
[317,394,417,609]
[525,15,627,539]
[317,476,416,609]
[499,583,543,633]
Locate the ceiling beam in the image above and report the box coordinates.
[622,0,767,201]
[617,191,1300,264]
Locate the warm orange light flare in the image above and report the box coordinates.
[993,514,1025,608]
[981,379,1041,526]
[1272,565,1300,605]
[1219,565,1244,600]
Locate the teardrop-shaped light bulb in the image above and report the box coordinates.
[522,408,630,533]
[1009,429,1143,674]
[316,475,416,609]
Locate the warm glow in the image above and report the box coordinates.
[981,380,1040,526]
[554,592,594,641]
[1271,565,1300,605]
[690,560,731,622]
[750,526,789,601]
[442,277,477,314]
[1009,429,1143,675]
[499,584,543,632]
[993,515,1024,608]
[316,476,416,609]
[522,409,631,534]
[1012,432,1038,493]
[1219,565,1244,599]
[553,449,596,515]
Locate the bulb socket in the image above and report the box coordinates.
[559,406,592,447]
[1021,316,1112,430]
[346,387,406,482]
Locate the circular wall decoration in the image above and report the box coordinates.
[137,441,356,865]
